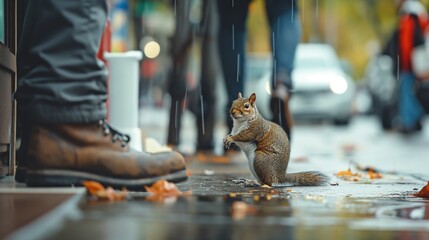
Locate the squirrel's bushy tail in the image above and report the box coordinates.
[284,171,330,186]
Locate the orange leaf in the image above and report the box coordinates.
[83,180,106,195]
[368,170,383,179]
[144,179,182,196]
[336,168,359,177]
[414,182,429,198]
[83,180,127,201]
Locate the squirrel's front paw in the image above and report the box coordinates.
[223,135,234,149]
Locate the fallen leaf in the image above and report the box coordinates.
[414,182,429,198]
[82,181,105,195]
[144,179,192,202]
[145,179,182,196]
[368,170,383,179]
[82,181,127,201]
[336,168,360,177]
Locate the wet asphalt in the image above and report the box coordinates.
[27,113,429,240]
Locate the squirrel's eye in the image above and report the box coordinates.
[244,103,250,109]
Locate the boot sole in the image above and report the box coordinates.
[25,169,188,190]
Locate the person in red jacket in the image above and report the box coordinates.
[397,0,428,133]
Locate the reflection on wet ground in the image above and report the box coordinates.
[42,175,429,240]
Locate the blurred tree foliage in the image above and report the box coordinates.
[247,0,429,80]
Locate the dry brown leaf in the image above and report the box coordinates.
[145,179,181,195]
[368,170,383,179]
[82,180,127,201]
[336,168,360,177]
[414,182,429,198]
[82,180,105,195]
[145,179,191,197]
[145,179,191,202]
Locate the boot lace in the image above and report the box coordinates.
[98,120,130,147]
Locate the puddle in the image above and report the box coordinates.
[41,192,429,240]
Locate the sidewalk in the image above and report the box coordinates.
[2,108,429,239]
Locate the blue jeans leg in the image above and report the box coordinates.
[265,0,301,90]
[399,72,424,129]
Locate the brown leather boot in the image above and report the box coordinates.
[24,120,187,190]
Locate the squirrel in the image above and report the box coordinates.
[223,92,329,187]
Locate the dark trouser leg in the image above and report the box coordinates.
[16,0,108,124]
[196,0,219,151]
[167,0,192,146]
[217,0,250,133]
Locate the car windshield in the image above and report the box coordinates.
[294,45,340,70]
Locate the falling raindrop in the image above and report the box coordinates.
[174,0,177,16]
[302,0,305,23]
[278,98,282,126]
[277,17,280,39]
[237,53,240,82]
[232,24,235,50]
[200,94,205,135]
[316,0,319,18]
[175,100,178,128]
[184,82,188,112]
[175,100,178,143]
[397,54,400,81]
[291,0,294,22]
[273,58,277,88]
[272,32,275,57]
[232,0,234,8]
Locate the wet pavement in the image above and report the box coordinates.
[4,113,429,239]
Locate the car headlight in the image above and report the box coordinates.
[330,76,348,94]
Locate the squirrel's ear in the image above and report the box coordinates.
[238,92,243,99]
[249,93,256,105]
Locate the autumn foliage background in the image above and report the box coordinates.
[247,0,429,80]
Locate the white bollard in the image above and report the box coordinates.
[104,51,143,151]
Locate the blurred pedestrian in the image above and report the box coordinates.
[15,0,187,188]
[217,0,300,145]
[166,0,221,157]
[396,0,429,133]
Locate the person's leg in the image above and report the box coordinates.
[265,0,300,140]
[217,0,250,133]
[166,0,193,147]
[17,0,108,123]
[195,0,220,151]
[15,0,187,188]
[399,72,424,132]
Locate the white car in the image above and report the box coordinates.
[249,44,356,125]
